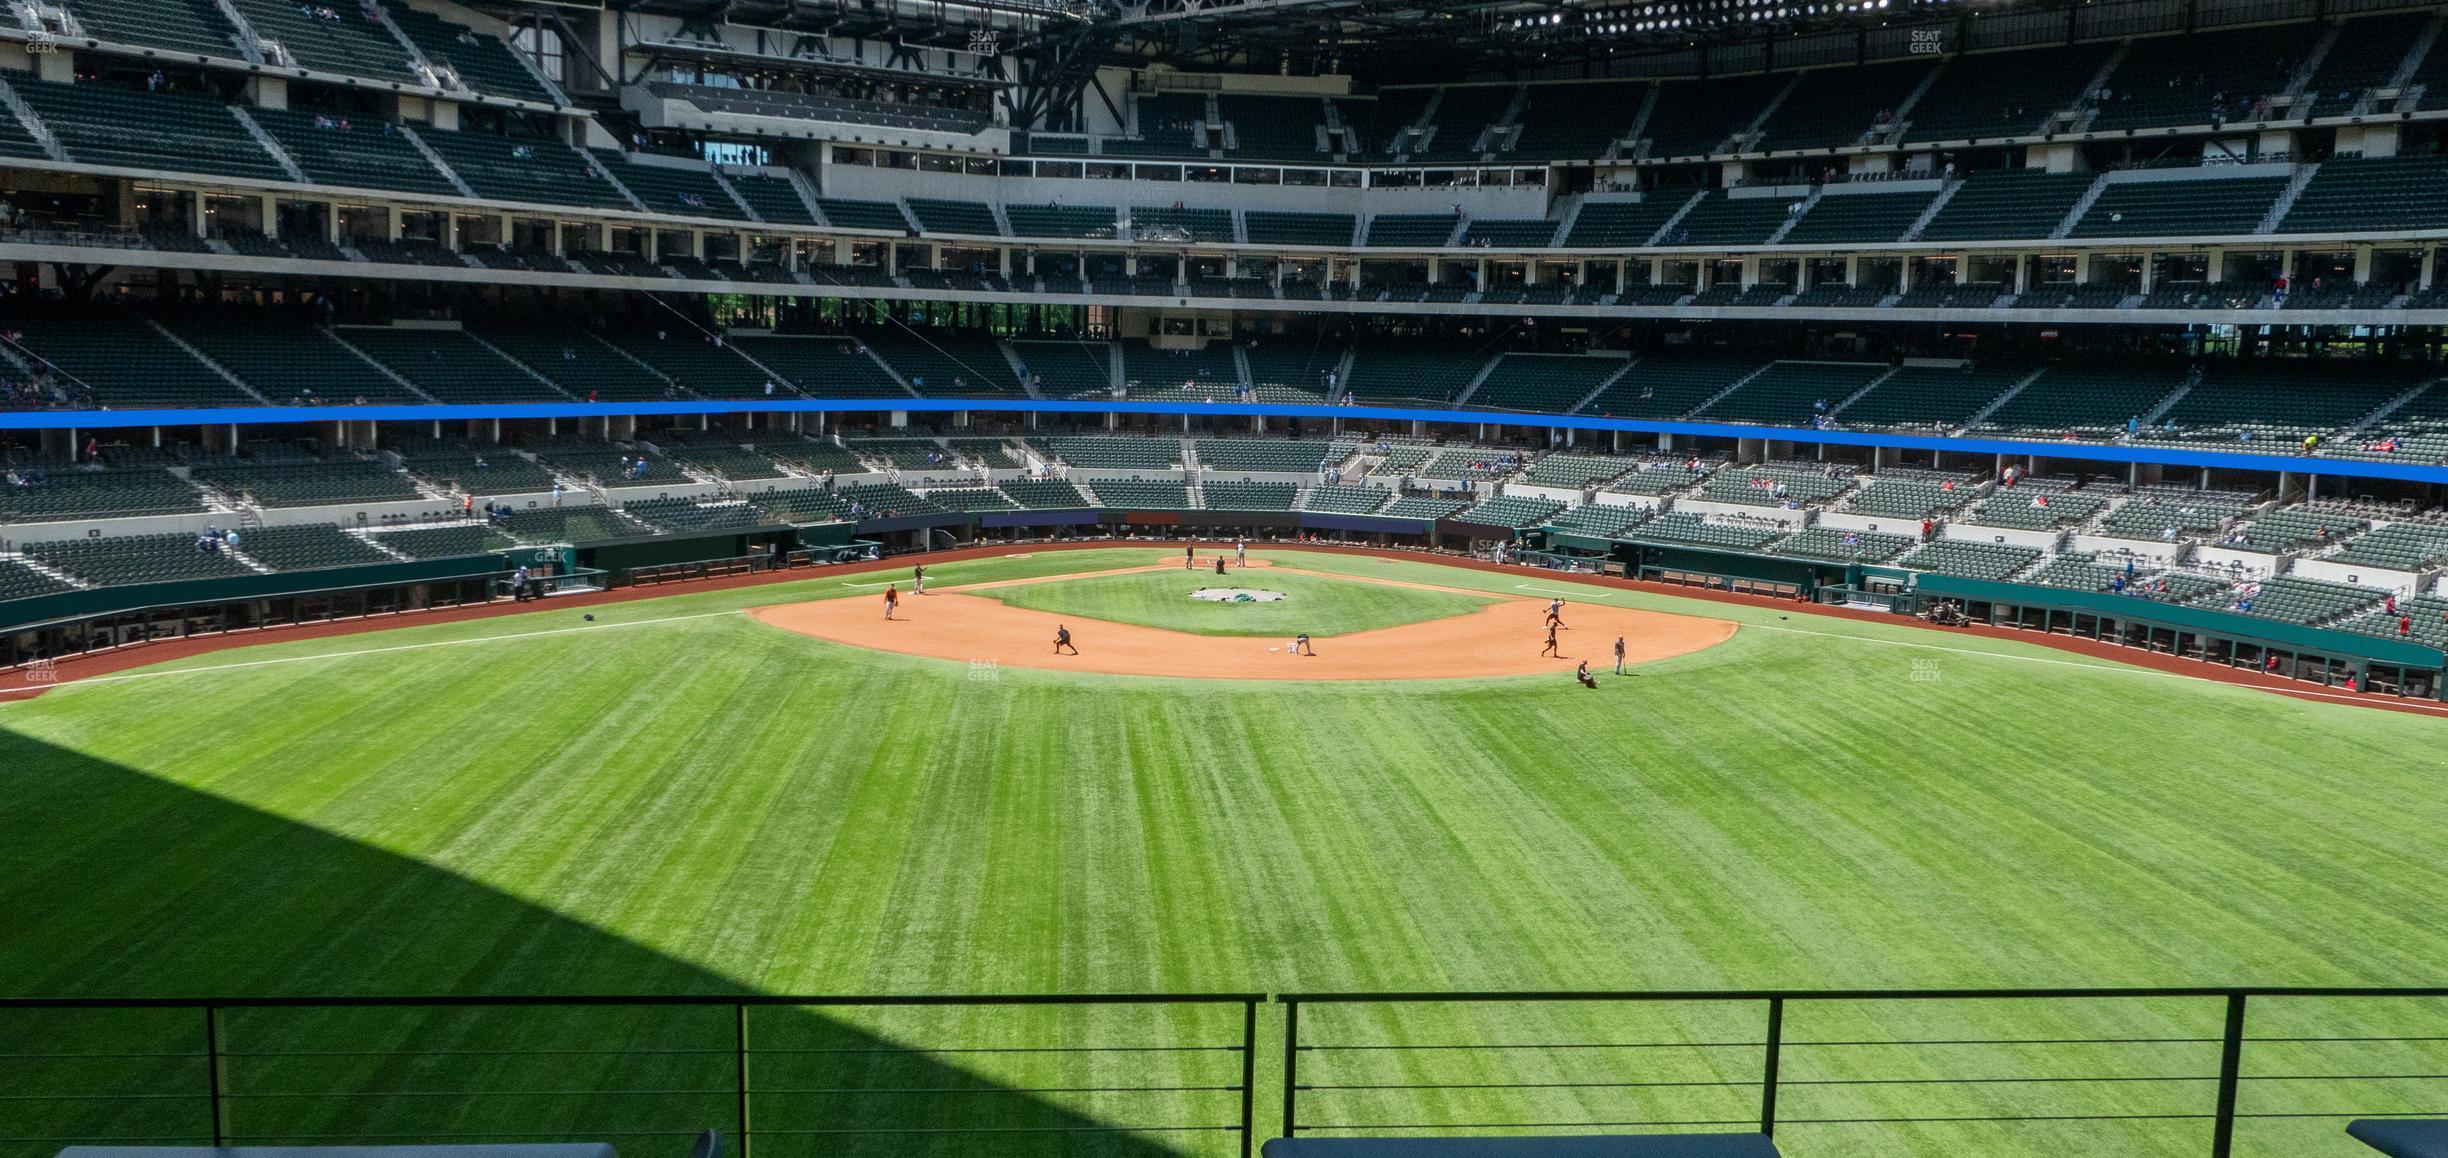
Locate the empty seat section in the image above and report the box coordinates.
[2068,176,2289,238]
[1121,340,1240,396]
[1196,440,1336,473]
[1561,199,1685,247]
[1108,91,1206,157]
[1342,340,1489,404]
[1508,82,1641,161]
[1303,484,1393,514]
[235,524,392,570]
[15,79,283,181]
[250,108,457,195]
[499,504,642,543]
[1755,61,1930,151]
[1219,94,1326,161]
[1840,364,2031,428]
[1782,189,1934,244]
[1005,204,1116,238]
[1902,43,2111,142]
[390,6,557,105]
[1584,355,1765,419]
[650,82,990,134]
[1132,205,1233,242]
[1010,341,1112,398]
[1001,478,1093,509]
[2279,155,2448,234]
[228,0,418,82]
[720,336,904,399]
[1628,511,1784,551]
[26,532,256,585]
[1697,362,1887,424]
[168,318,417,404]
[0,467,202,522]
[2088,24,2311,133]
[606,333,780,399]
[418,128,633,209]
[1365,214,1458,246]
[1898,538,2040,579]
[1468,354,1625,412]
[0,559,76,600]
[59,0,239,58]
[339,328,567,404]
[906,198,1002,235]
[860,330,1018,397]
[1407,85,1515,163]
[1978,364,2183,434]
[1203,481,1299,510]
[1245,211,1355,246]
[727,173,815,224]
[1641,73,1788,157]
[367,523,506,560]
[1243,343,1340,402]
[1659,192,1789,245]
[9,311,249,407]
[594,153,748,221]
[1917,170,2096,241]
[189,458,420,506]
[1461,218,1559,247]
[476,327,672,401]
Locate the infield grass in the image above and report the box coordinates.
[975,563,1496,636]
[3,547,2446,1158]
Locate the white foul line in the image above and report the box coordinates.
[0,609,744,699]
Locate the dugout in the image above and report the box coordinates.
[1915,574,2448,698]
[1606,540,1847,600]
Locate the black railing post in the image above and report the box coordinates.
[1759,996,1785,1138]
[1280,998,1301,1139]
[2210,993,2249,1158]
[734,1002,751,1158]
[202,1004,224,1146]
[1239,998,1259,1158]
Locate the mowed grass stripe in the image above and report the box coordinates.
[5,550,2448,1156]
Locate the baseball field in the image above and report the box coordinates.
[4,546,2446,1158]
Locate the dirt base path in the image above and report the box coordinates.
[749,567,1734,681]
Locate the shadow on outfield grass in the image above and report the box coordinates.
[0,732,1231,1158]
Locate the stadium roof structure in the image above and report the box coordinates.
[594,0,1985,75]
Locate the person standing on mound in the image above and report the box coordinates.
[1577,660,1597,689]
[1054,624,1077,654]
[1541,623,1560,657]
[883,584,899,620]
[1236,541,1247,568]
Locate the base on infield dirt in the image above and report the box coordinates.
[748,570,1733,680]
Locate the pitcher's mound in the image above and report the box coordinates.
[751,575,1733,681]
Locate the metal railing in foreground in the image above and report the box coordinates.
[0,993,1262,1158]
[7,988,2448,1158]
[1278,987,2448,1157]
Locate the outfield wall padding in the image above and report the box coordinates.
[1918,574,2447,669]
[0,556,507,631]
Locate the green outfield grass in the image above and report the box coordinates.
[976,563,1496,636]
[3,547,2447,1158]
